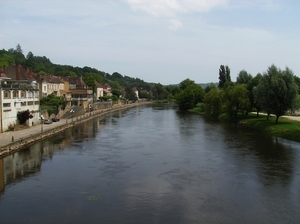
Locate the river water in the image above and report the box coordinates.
[0,104,300,223]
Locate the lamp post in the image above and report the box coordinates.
[40,114,44,132]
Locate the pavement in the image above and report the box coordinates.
[0,118,68,148]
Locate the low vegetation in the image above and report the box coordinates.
[240,113,300,142]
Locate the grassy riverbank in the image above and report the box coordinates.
[240,113,300,143]
[189,103,300,143]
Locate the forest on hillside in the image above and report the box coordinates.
[0,44,181,101]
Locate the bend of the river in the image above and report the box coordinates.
[0,104,299,223]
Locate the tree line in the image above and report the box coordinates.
[1,45,299,123]
[176,64,300,123]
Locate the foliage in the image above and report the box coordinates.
[242,114,300,143]
[152,83,169,100]
[0,45,176,101]
[8,44,26,66]
[17,110,33,124]
[218,65,231,88]
[203,87,224,118]
[139,90,152,100]
[111,89,122,97]
[0,50,15,67]
[175,80,204,110]
[253,65,299,123]
[124,86,138,101]
[98,95,112,101]
[224,84,251,119]
[236,70,252,84]
[204,83,217,93]
[40,94,66,115]
[179,78,195,90]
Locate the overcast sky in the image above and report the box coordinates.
[1,0,299,85]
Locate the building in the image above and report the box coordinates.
[62,76,93,109]
[0,79,40,133]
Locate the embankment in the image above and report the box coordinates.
[0,102,152,157]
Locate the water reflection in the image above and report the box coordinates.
[0,105,299,223]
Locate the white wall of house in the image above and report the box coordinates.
[134,90,139,99]
[96,87,104,99]
[1,87,40,132]
[42,82,47,97]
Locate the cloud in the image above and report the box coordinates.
[123,0,228,29]
[124,0,228,16]
[168,19,182,30]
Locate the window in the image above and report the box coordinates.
[3,103,10,107]
[28,101,34,105]
[4,91,10,98]
[44,86,46,91]
[21,91,26,98]
[13,91,18,98]
[28,91,33,98]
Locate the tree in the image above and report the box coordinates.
[0,49,15,67]
[40,94,66,115]
[17,110,33,124]
[247,73,262,116]
[236,70,252,84]
[218,65,231,88]
[16,44,23,54]
[203,87,224,118]
[175,81,204,110]
[205,83,217,93]
[125,86,137,101]
[25,51,34,69]
[253,65,299,123]
[179,78,195,90]
[224,84,251,119]
[152,83,168,100]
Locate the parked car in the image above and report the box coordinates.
[44,119,53,124]
[52,117,60,122]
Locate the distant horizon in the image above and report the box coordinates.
[1,0,299,85]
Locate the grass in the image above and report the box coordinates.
[240,113,300,143]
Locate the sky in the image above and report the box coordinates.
[1,0,299,85]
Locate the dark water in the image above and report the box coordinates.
[0,104,300,224]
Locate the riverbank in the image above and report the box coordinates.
[240,113,300,143]
[0,101,152,158]
[189,107,300,143]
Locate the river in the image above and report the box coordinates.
[0,104,299,223]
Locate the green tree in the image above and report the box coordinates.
[25,51,35,69]
[203,87,224,118]
[205,83,217,93]
[248,73,262,116]
[253,65,299,123]
[40,94,66,115]
[236,70,252,84]
[218,65,231,88]
[152,83,168,100]
[179,78,195,90]
[125,86,137,101]
[224,84,251,119]
[175,81,204,110]
[0,49,15,67]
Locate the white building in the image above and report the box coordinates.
[0,79,40,133]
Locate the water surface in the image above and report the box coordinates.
[0,104,299,223]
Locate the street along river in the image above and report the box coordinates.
[0,104,300,223]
